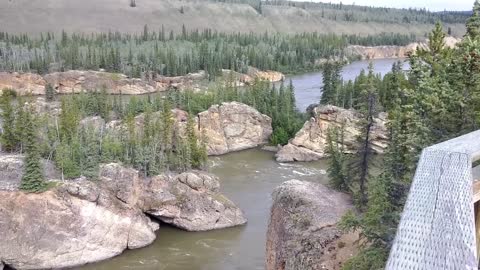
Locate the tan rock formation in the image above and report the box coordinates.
[197,102,273,155]
[276,105,388,162]
[97,163,246,231]
[0,72,46,95]
[266,180,357,270]
[44,70,168,94]
[247,67,285,82]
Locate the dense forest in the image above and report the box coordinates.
[209,0,470,24]
[321,1,480,268]
[0,28,417,79]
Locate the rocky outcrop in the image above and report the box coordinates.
[346,37,461,60]
[0,67,285,96]
[0,160,246,269]
[144,170,247,231]
[97,163,247,231]
[247,67,285,82]
[0,72,46,95]
[0,70,206,96]
[0,180,157,270]
[198,102,273,155]
[276,105,388,162]
[44,70,168,95]
[266,180,355,270]
[80,116,106,131]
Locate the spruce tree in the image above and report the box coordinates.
[45,83,55,102]
[19,108,46,193]
[350,63,379,206]
[326,126,349,191]
[0,90,18,152]
[466,0,480,39]
[320,62,334,104]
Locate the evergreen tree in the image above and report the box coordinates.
[326,126,349,191]
[19,107,47,192]
[45,83,55,102]
[350,63,379,206]
[0,90,17,152]
[466,0,480,39]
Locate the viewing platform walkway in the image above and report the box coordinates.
[386,130,480,270]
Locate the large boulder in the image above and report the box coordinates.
[143,170,247,231]
[266,180,356,270]
[97,163,246,231]
[198,102,273,155]
[0,180,157,270]
[276,105,388,162]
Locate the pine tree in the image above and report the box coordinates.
[0,90,18,152]
[130,0,136,7]
[320,62,334,104]
[326,126,349,191]
[80,128,100,179]
[466,0,480,39]
[19,107,47,193]
[350,63,379,206]
[45,83,55,102]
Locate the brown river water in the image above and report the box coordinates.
[78,59,406,270]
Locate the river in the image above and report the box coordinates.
[78,58,404,270]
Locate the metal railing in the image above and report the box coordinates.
[387,130,480,270]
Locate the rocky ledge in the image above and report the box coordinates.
[266,180,358,270]
[276,105,388,162]
[0,157,246,269]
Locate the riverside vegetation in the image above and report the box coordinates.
[321,2,480,268]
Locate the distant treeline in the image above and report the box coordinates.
[208,0,469,24]
[0,27,416,78]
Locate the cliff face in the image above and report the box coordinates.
[276,105,388,162]
[346,37,461,60]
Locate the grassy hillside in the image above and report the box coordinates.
[0,0,466,36]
